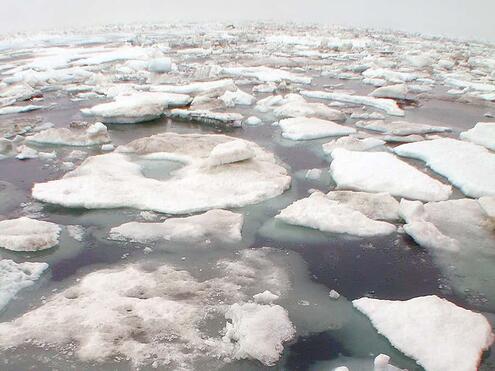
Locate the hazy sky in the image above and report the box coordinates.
[1,0,494,42]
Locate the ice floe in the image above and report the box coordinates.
[278,117,356,141]
[223,302,295,365]
[330,149,452,201]
[460,122,495,151]
[301,91,404,117]
[326,191,400,221]
[109,209,243,244]
[399,198,495,252]
[355,120,451,135]
[150,79,235,95]
[272,94,346,121]
[219,89,255,107]
[322,136,385,156]
[222,66,311,84]
[370,84,408,100]
[27,122,110,146]
[276,192,396,237]
[353,295,494,371]
[32,133,290,213]
[81,92,192,124]
[0,248,299,368]
[169,109,243,126]
[0,217,60,252]
[395,138,495,198]
[0,259,48,311]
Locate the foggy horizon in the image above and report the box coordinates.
[1,0,495,43]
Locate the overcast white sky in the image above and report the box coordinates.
[1,0,494,42]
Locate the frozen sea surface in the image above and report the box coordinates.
[0,22,494,371]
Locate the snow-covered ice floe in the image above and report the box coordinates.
[168,109,243,126]
[278,117,356,141]
[276,191,396,237]
[0,104,44,115]
[109,209,243,244]
[330,149,452,201]
[399,198,495,252]
[27,122,110,146]
[322,136,385,156]
[460,122,495,151]
[219,89,255,107]
[272,94,346,121]
[394,138,495,198]
[32,133,291,213]
[326,191,400,221]
[301,90,404,117]
[149,79,235,95]
[0,248,297,368]
[353,295,494,371]
[0,260,48,311]
[0,217,60,251]
[222,66,312,84]
[81,92,192,124]
[355,120,451,135]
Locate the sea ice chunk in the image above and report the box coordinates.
[150,79,235,95]
[301,90,404,116]
[109,209,243,243]
[399,198,494,252]
[222,66,311,84]
[219,89,255,107]
[169,109,243,126]
[278,117,356,141]
[276,192,396,237]
[208,139,255,167]
[273,94,346,121]
[370,84,408,100]
[326,191,400,221]
[81,92,191,124]
[0,251,296,369]
[460,122,495,151]
[223,302,295,366]
[0,260,48,311]
[0,217,60,251]
[253,290,279,304]
[330,149,452,201]
[322,136,385,156]
[147,57,172,73]
[27,122,110,146]
[32,133,290,214]
[395,138,495,198]
[0,104,43,115]
[353,295,494,371]
[356,120,451,135]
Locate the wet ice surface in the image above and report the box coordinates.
[0,22,495,371]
